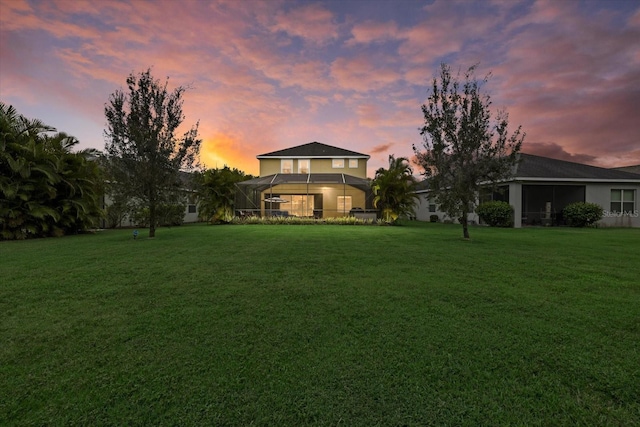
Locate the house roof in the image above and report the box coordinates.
[612,165,640,175]
[414,153,640,193]
[514,153,640,181]
[257,141,370,159]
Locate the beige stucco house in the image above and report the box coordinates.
[235,142,374,218]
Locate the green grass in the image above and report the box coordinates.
[1,222,639,426]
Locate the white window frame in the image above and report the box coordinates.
[611,189,635,213]
[298,159,310,174]
[281,159,293,174]
[348,159,358,168]
[332,159,345,169]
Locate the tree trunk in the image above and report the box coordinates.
[149,196,156,238]
[461,211,470,239]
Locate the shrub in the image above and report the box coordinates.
[131,204,185,227]
[563,202,603,227]
[430,215,439,223]
[476,201,513,227]
[231,216,376,225]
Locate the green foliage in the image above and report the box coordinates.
[1,103,103,240]
[104,69,201,237]
[131,203,185,227]
[372,155,419,224]
[476,200,514,227]
[196,166,254,223]
[414,63,524,238]
[563,202,603,227]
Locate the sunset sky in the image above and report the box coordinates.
[1,0,639,176]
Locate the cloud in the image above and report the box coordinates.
[330,56,402,92]
[270,3,339,45]
[347,20,400,45]
[370,143,393,155]
[2,0,638,177]
[523,142,597,165]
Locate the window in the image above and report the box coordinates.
[290,195,314,216]
[188,204,197,213]
[298,159,310,174]
[428,201,436,213]
[337,196,352,213]
[348,159,358,168]
[281,159,293,174]
[332,159,344,168]
[611,189,635,213]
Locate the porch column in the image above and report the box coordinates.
[510,182,522,228]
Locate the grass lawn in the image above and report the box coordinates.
[1,222,639,426]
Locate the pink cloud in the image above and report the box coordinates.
[330,56,401,92]
[347,20,399,45]
[523,142,596,165]
[489,0,640,167]
[270,3,339,45]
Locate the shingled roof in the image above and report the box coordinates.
[515,154,640,181]
[612,165,640,175]
[414,153,640,192]
[257,141,370,159]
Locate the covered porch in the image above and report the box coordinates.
[235,173,375,218]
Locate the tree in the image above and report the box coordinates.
[104,69,201,238]
[372,155,419,224]
[1,103,103,240]
[196,166,254,223]
[414,64,524,239]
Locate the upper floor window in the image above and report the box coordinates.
[348,159,358,168]
[281,159,293,174]
[611,189,635,213]
[332,159,344,168]
[298,159,310,174]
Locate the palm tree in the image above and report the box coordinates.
[1,102,103,239]
[196,166,253,223]
[372,155,419,224]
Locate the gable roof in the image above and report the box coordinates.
[514,153,640,181]
[415,153,640,193]
[612,165,640,175]
[257,141,370,159]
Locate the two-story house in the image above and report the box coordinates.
[235,142,374,218]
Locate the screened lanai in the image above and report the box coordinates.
[235,173,375,218]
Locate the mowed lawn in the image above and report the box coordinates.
[1,222,639,426]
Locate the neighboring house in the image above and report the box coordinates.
[235,141,374,218]
[414,153,640,228]
[101,171,199,228]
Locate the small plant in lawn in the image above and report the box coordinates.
[476,201,514,227]
[563,202,603,227]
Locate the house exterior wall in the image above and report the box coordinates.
[102,193,199,228]
[586,183,640,227]
[259,158,367,178]
[413,193,479,224]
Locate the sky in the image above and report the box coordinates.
[1,0,639,177]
